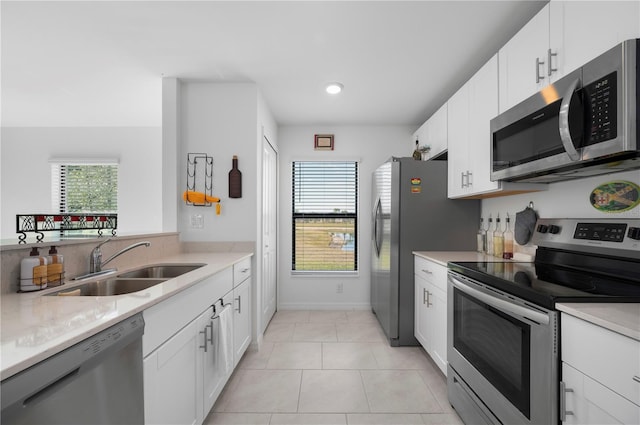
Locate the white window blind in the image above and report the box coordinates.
[51,163,118,214]
[292,161,358,272]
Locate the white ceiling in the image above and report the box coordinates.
[1,0,547,128]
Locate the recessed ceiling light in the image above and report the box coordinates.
[325,82,343,94]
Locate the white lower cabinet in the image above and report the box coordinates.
[560,313,640,424]
[143,258,253,425]
[143,315,203,425]
[414,256,448,375]
[233,277,251,366]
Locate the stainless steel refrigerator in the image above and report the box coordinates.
[371,158,479,346]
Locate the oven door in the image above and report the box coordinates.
[447,271,558,425]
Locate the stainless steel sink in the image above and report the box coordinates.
[116,263,205,279]
[51,278,167,296]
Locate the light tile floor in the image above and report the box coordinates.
[206,310,463,425]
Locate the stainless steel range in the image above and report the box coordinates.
[446,218,640,425]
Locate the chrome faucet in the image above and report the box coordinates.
[89,239,151,273]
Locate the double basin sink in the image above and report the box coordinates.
[49,264,205,296]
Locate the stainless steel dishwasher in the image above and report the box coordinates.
[1,313,145,425]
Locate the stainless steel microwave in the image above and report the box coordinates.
[490,39,640,183]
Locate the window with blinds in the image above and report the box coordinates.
[292,161,358,272]
[51,163,118,214]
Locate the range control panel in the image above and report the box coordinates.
[532,218,640,257]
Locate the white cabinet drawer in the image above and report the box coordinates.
[562,314,640,406]
[143,267,233,357]
[414,256,447,292]
[233,257,251,287]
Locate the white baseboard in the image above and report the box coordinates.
[276,302,371,311]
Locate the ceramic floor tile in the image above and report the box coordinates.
[263,323,295,342]
[421,413,464,425]
[298,370,369,413]
[270,413,347,424]
[203,412,272,425]
[371,345,433,369]
[345,310,379,324]
[266,342,322,369]
[270,310,311,323]
[361,370,442,413]
[346,413,426,424]
[220,369,302,413]
[336,323,387,342]
[238,342,274,369]
[417,369,454,414]
[292,323,338,342]
[213,369,246,412]
[309,310,349,323]
[322,342,378,370]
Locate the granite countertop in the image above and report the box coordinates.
[413,251,516,267]
[0,251,252,381]
[557,303,640,341]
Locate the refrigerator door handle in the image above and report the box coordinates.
[374,198,382,257]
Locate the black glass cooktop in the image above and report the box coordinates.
[448,260,640,310]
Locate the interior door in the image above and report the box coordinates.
[261,136,277,333]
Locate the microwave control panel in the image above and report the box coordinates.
[584,71,617,144]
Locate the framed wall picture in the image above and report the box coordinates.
[314,134,334,151]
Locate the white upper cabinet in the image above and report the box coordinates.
[412,102,447,160]
[448,55,545,198]
[549,0,640,82]
[498,4,550,113]
[499,1,640,113]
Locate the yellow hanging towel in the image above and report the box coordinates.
[182,191,221,215]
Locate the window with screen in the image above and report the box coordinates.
[51,162,118,215]
[291,161,358,272]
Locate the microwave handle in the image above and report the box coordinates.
[558,78,581,161]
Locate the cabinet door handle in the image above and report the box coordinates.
[467,171,473,187]
[547,49,557,77]
[423,288,428,304]
[235,295,242,314]
[536,57,545,83]
[460,172,465,188]
[206,321,214,345]
[426,291,432,307]
[633,375,640,384]
[559,381,574,421]
[199,329,208,352]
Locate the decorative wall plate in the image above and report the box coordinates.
[589,180,640,213]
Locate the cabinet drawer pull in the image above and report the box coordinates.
[423,288,428,304]
[235,296,242,314]
[633,376,640,384]
[460,172,465,188]
[241,268,249,273]
[426,291,432,307]
[421,269,433,274]
[536,57,545,83]
[467,171,473,187]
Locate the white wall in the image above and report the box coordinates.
[482,169,640,222]
[277,125,412,310]
[178,82,259,242]
[0,127,163,240]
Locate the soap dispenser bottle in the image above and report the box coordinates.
[20,247,48,292]
[46,246,64,286]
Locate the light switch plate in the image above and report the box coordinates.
[191,214,204,229]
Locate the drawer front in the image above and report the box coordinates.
[414,256,447,292]
[233,257,252,287]
[562,313,640,405]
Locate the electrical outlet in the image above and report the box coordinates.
[336,283,344,294]
[191,214,204,229]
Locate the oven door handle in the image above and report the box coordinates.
[451,276,550,325]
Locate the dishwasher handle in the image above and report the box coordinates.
[22,368,80,407]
